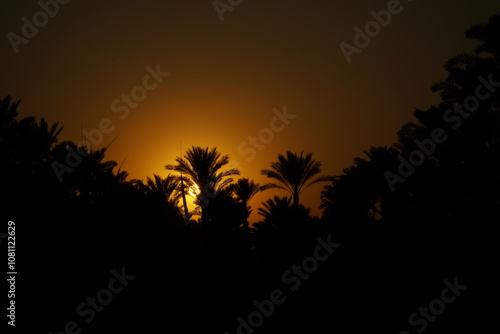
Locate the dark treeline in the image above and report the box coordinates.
[2,15,499,334]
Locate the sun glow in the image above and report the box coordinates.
[188,183,200,198]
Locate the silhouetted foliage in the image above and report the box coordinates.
[3,14,500,334]
[166,146,240,223]
[261,151,333,206]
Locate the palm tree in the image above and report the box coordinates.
[466,14,500,59]
[227,178,265,226]
[51,142,119,203]
[166,146,239,222]
[257,195,310,229]
[430,15,500,106]
[417,15,500,221]
[321,146,403,223]
[0,95,20,134]
[228,178,264,210]
[1,95,64,215]
[258,196,293,223]
[261,151,332,207]
[134,174,181,208]
[1,95,62,170]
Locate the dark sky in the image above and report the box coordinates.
[1,0,499,220]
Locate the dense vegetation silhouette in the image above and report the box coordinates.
[1,15,499,334]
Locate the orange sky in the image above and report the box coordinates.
[2,0,499,222]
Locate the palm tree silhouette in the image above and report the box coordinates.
[261,151,332,207]
[430,16,500,106]
[1,95,62,170]
[227,178,265,226]
[0,95,20,132]
[228,178,264,210]
[320,146,400,224]
[258,196,293,223]
[257,195,311,230]
[166,146,239,222]
[413,14,500,221]
[134,174,181,209]
[466,14,500,59]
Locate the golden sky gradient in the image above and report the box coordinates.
[2,0,499,221]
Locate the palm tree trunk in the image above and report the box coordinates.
[180,172,189,223]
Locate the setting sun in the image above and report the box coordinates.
[188,183,200,198]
